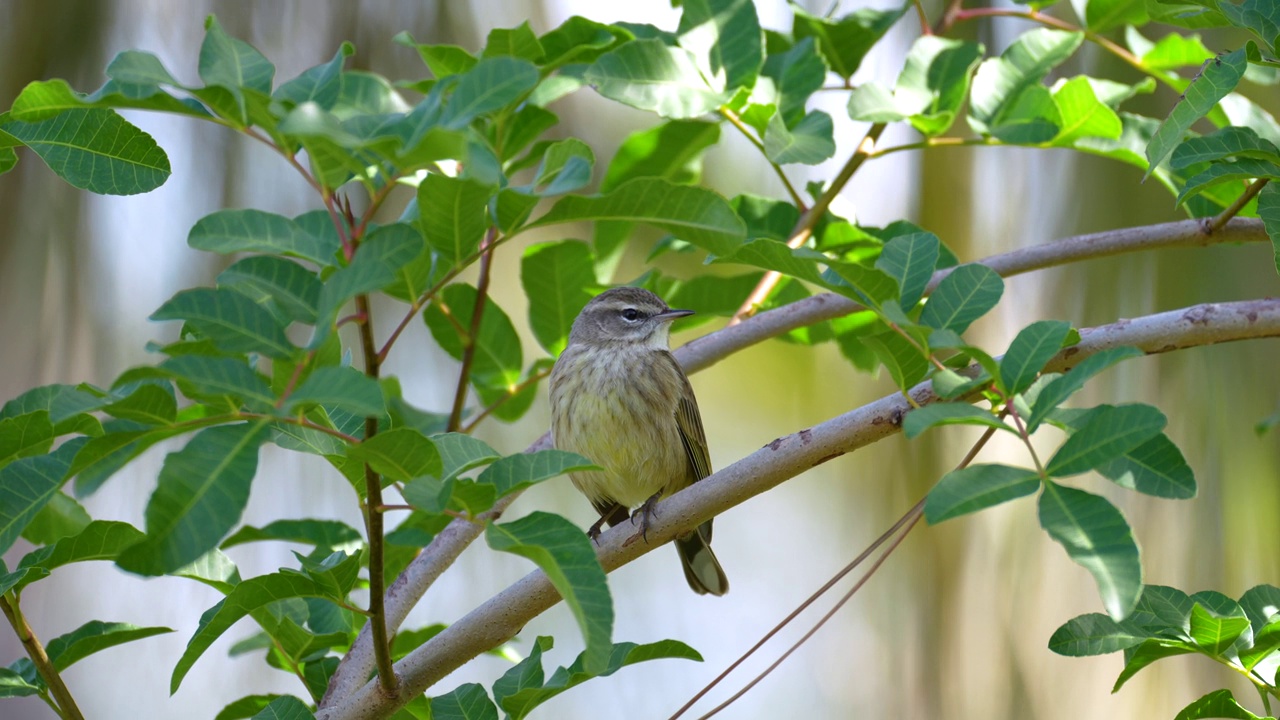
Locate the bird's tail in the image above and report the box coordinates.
[675,520,728,596]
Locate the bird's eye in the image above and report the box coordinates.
[621,308,641,322]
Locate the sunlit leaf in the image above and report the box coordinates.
[925,464,1041,523]
[1039,481,1142,620]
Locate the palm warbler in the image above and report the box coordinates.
[549,286,729,596]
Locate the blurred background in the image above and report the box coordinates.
[1,0,1278,718]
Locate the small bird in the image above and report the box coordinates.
[549,286,729,596]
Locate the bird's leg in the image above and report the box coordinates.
[586,515,610,544]
[588,500,629,544]
[630,491,663,543]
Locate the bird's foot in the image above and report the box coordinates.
[629,492,663,543]
[586,515,609,545]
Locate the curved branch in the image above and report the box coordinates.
[324,296,1280,720]
[319,217,1268,712]
[680,218,1266,374]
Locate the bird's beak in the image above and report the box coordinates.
[655,308,694,323]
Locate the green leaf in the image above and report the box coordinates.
[1218,0,1280,54]
[601,120,721,193]
[1144,47,1249,177]
[968,29,1083,138]
[875,232,939,309]
[1240,584,1280,634]
[1039,481,1142,620]
[538,16,625,69]
[198,15,275,123]
[1173,690,1263,720]
[1097,433,1196,499]
[0,667,41,698]
[849,37,985,137]
[999,320,1072,395]
[487,512,612,673]
[521,241,596,356]
[312,223,425,346]
[0,439,84,555]
[1262,183,1280,278]
[1128,584,1194,635]
[1084,0,1148,32]
[925,464,1041,523]
[42,621,172,671]
[248,696,316,720]
[478,450,597,498]
[116,423,269,576]
[677,0,764,92]
[423,283,524,405]
[430,683,498,720]
[1050,76,1123,146]
[20,491,90,545]
[152,287,296,359]
[159,356,272,411]
[13,520,144,591]
[498,639,702,720]
[763,110,835,165]
[395,33,478,77]
[417,174,494,267]
[863,328,930,389]
[188,209,338,266]
[1045,404,1167,477]
[1189,602,1251,655]
[533,177,745,257]
[221,518,363,551]
[0,108,170,195]
[218,256,322,325]
[0,411,55,467]
[1026,346,1144,431]
[171,570,336,692]
[791,4,908,80]
[1131,29,1215,72]
[760,37,825,125]
[903,403,1014,439]
[483,22,544,61]
[102,383,177,425]
[1112,638,1196,691]
[585,39,728,119]
[1,384,105,435]
[1047,613,1148,656]
[273,44,352,111]
[346,428,442,482]
[525,138,594,196]
[1170,126,1280,169]
[442,57,539,129]
[919,264,1004,333]
[1177,157,1280,206]
[283,366,384,418]
[431,433,501,481]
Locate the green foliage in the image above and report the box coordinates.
[2,3,1278,718]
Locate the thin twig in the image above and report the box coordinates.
[673,423,1000,719]
[447,227,499,432]
[461,366,553,433]
[1202,178,1269,235]
[718,107,806,211]
[354,293,398,698]
[911,0,931,35]
[729,123,888,324]
[1,595,84,720]
[698,507,924,719]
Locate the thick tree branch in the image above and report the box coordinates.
[319,217,1267,713]
[323,298,1280,720]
